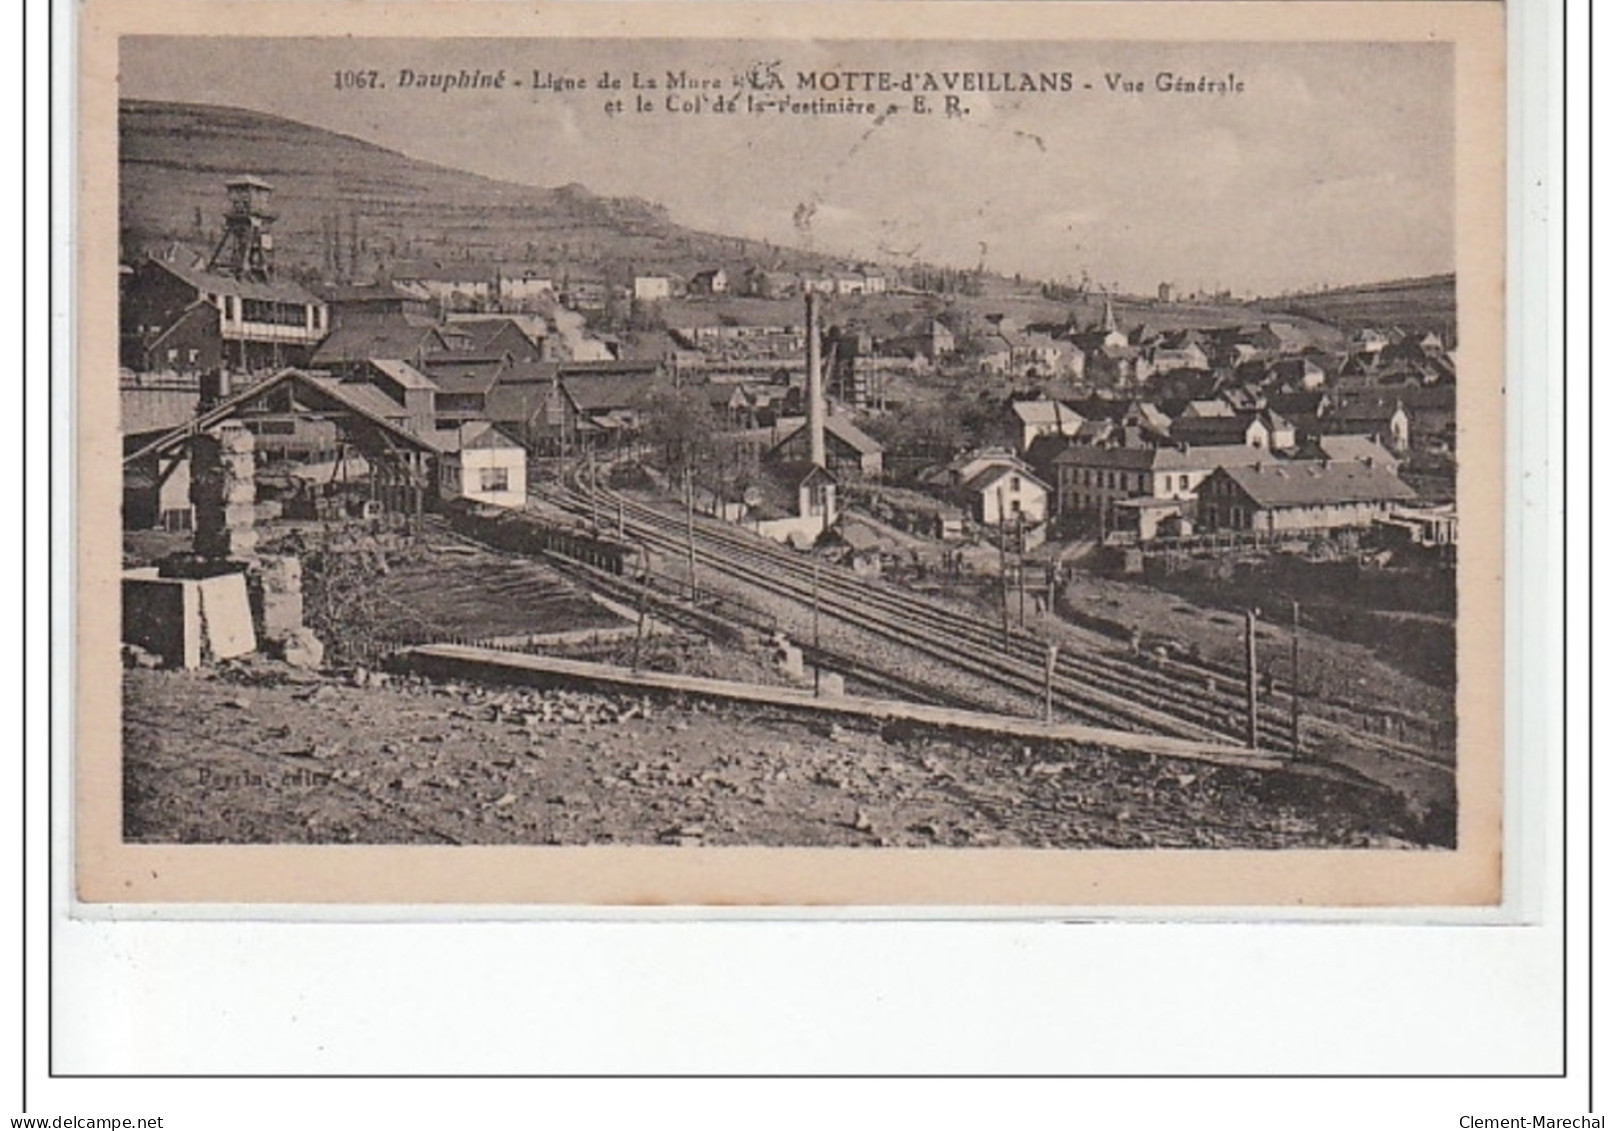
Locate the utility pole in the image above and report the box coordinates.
[587,446,599,530]
[812,556,822,697]
[684,465,697,603]
[633,544,649,670]
[997,486,1010,651]
[1244,609,1260,750]
[1044,643,1059,723]
[617,496,626,539]
[1291,599,1303,758]
[1017,513,1026,628]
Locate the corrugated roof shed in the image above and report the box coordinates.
[1219,460,1417,508]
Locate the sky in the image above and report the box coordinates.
[121,37,1454,296]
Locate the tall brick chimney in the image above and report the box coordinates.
[806,291,826,468]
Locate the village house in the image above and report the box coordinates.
[308,319,466,379]
[633,275,672,302]
[1147,330,1211,373]
[447,315,550,362]
[1350,327,1390,353]
[1197,457,1419,535]
[317,282,434,327]
[482,361,565,453]
[1262,390,1331,428]
[1009,331,1083,379]
[389,262,497,312]
[736,267,779,298]
[919,449,1048,532]
[1169,411,1273,450]
[430,421,528,509]
[1051,442,1263,538]
[559,277,610,311]
[425,367,504,430]
[960,462,1050,529]
[494,265,555,309]
[1396,384,1457,450]
[908,319,956,361]
[558,368,659,450]
[1319,395,1411,453]
[976,335,1015,375]
[347,358,439,436]
[1006,398,1085,453]
[1268,355,1328,391]
[690,268,729,296]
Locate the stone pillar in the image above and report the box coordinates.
[255,554,304,646]
[191,422,258,561]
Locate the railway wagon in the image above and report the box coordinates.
[443,499,633,576]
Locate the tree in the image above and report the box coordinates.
[634,384,720,473]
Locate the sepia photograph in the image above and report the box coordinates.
[76,1,1506,905]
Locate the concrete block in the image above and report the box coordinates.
[818,672,845,697]
[123,568,202,669]
[196,571,257,660]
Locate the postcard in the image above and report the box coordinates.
[76,1,1506,906]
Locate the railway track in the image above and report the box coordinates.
[535,479,1455,775]
[537,482,1273,746]
[420,514,984,711]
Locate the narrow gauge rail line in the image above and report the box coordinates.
[420,515,986,712]
[537,483,1241,744]
[541,481,1456,774]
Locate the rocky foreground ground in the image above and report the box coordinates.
[122,656,1434,849]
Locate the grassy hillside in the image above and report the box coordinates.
[119,99,849,282]
[1251,274,1456,333]
[119,99,1398,349]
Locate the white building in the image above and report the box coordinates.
[432,421,527,508]
[496,267,555,308]
[633,276,672,302]
[963,463,1050,526]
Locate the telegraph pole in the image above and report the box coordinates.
[683,465,697,603]
[587,446,599,530]
[1017,513,1026,628]
[1244,609,1260,750]
[1044,643,1059,723]
[997,486,1010,651]
[633,544,649,670]
[1290,599,1303,758]
[812,556,822,696]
